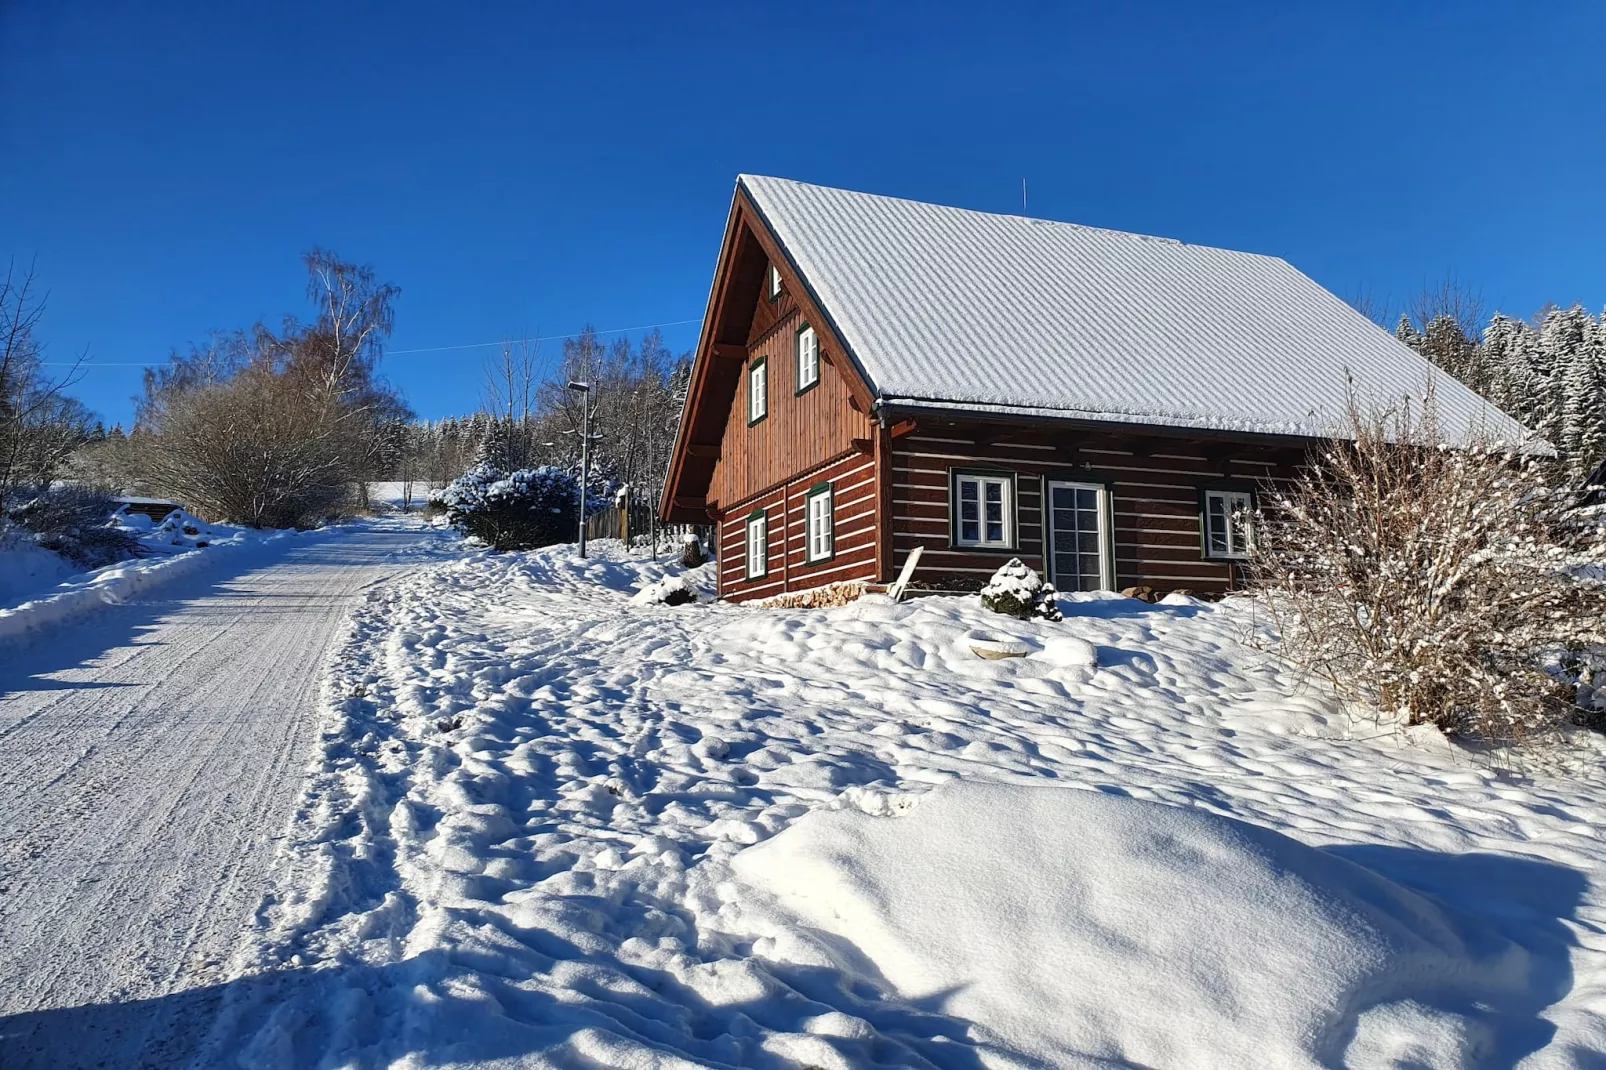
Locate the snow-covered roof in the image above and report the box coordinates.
[740,175,1532,444]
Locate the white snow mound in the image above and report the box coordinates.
[630,574,698,606]
[733,780,1532,1069]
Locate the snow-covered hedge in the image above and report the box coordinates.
[437,464,615,551]
[980,558,1062,621]
[6,485,142,568]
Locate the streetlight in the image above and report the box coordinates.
[569,381,591,558]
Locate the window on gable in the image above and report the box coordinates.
[745,511,768,579]
[747,358,767,424]
[1202,489,1255,559]
[796,324,819,393]
[805,483,833,562]
[953,472,1013,548]
[767,263,782,302]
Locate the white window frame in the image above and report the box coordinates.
[747,358,767,424]
[745,511,768,579]
[796,324,820,392]
[767,264,782,301]
[952,471,1014,549]
[1202,489,1255,560]
[805,483,833,562]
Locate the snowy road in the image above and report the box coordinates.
[0,526,421,1069]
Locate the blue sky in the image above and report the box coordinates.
[3,2,1603,427]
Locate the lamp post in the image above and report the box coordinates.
[569,380,592,558]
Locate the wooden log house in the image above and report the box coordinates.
[660,176,1528,603]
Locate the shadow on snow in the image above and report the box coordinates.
[0,847,1586,1069]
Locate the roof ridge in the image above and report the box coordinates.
[738,173,1277,258]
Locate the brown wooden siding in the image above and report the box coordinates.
[889,424,1302,595]
[716,450,879,602]
[705,289,875,511]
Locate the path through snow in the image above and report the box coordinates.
[0,522,439,1069]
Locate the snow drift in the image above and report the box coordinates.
[0,514,303,642]
[733,780,1534,1069]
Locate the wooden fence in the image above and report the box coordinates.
[586,502,711,558]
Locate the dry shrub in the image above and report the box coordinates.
[1250,387,1606,746]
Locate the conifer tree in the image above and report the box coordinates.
[1537,305,1591,463]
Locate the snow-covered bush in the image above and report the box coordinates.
[6,485,142,568]
[139,508,223,550]
[1250,388,1606,745]
[980,558,1062,621]
[438,464,614,551]
[631,575,698,606]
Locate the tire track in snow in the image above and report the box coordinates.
[0,524,437,1069]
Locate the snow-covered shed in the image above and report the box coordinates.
[660,176,1531,601]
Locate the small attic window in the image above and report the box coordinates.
[767,264,782,302]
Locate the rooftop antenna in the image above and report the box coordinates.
[1022,177,1028,214]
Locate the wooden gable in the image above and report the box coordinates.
[660,185,877,522]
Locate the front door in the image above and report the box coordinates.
[1046,481,1109,592]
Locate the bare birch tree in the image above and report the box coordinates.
[0,260,95,517]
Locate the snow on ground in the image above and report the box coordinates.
[736,781,1543,1068]
[0,519,451,1070]
[366,480,443,512]
[202,540,1606,1069]
[0,511,302,641]
[0,540,75,607]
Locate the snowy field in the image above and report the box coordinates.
[196,540,1606,1069]
[365,480,444,512]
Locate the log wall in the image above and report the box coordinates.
[715,449,879,602]
[889,422,1304,595]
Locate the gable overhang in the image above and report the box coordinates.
[659,180,879,522]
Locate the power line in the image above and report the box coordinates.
[42,315,705,368]
[388,317,704,356]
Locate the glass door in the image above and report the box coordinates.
[1046,481,1109,592]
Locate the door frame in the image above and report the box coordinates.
[1044,479,1117,592]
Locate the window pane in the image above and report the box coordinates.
[799,328,818,387]
[808,492,831,559]
[958,478,979,542]
[748,517,766,576]
[1228,494,1252,555]
[984,483,1003,542]
[1207,495,1228,554]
